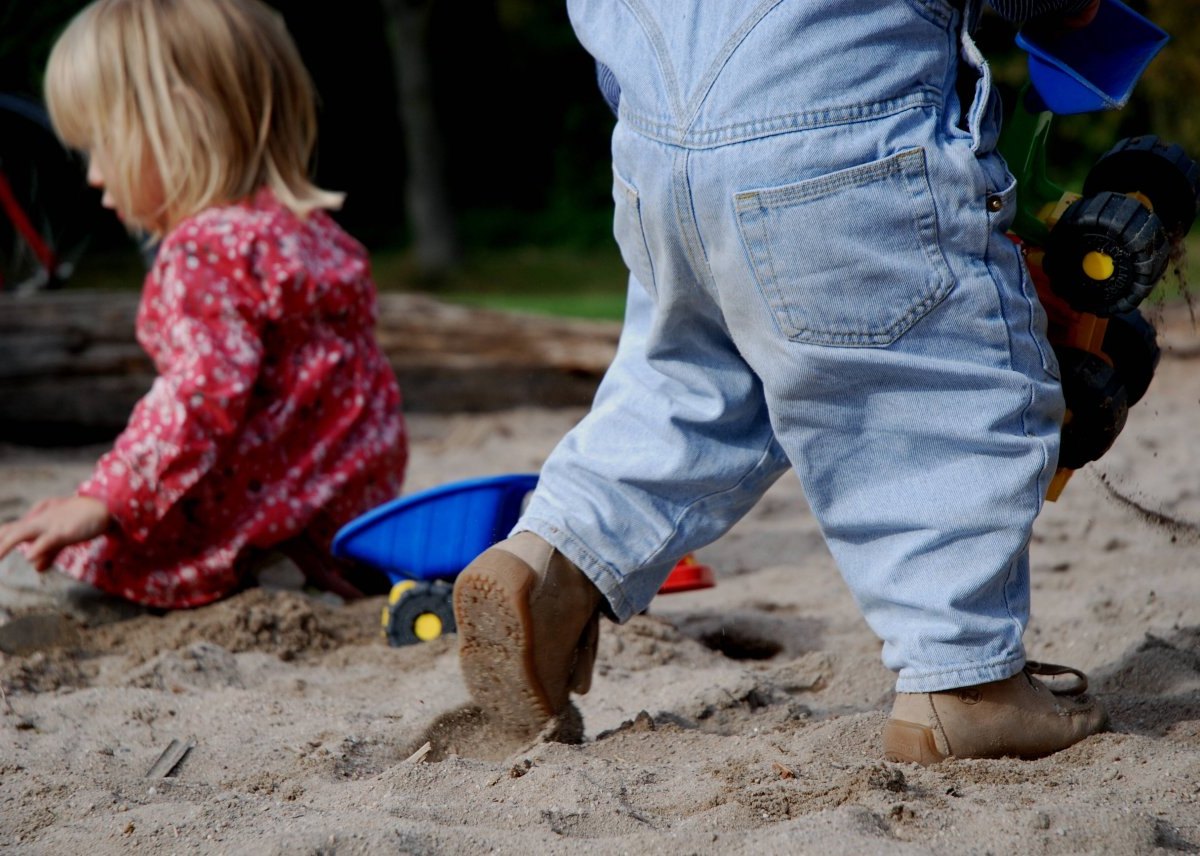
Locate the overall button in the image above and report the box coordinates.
[987,195,1004,212]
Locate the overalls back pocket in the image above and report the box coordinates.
[734,147,954,347]
[612,166,658,299]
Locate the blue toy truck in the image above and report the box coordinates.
[332,473,714,646]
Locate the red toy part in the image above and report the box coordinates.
[658,553,716,593]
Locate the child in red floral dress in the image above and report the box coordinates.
[0,0,406,608]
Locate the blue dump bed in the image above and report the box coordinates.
[1017,0,1167,114]
[331,474,538,584]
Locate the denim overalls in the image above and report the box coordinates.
[520,0,1063,693]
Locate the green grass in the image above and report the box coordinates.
[371,243,630,320]
[63,240,632,320]
[55,230,1200,324]
[371,232,1200,321]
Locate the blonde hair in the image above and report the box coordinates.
[45,0,342,236]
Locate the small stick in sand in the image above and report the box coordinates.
[405,741,432,764]
[146,738,195,778]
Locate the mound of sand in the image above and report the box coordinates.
[1,303,1198,853]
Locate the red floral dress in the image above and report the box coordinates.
[56,189,407,607]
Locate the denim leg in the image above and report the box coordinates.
[700,124,1061,692]
[520,276,791,622]
[549,0,1062,690]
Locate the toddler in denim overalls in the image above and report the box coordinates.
[453,0,1109,763]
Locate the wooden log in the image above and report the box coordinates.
[0,291,620,442]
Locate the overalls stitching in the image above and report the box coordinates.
[619,0,686,123]
[622,89,942,149]
[679,0,789,136]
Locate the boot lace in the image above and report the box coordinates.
[1024,660,1089,696]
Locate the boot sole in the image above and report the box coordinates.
[453,551,554,738]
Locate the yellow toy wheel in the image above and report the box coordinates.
[382,580,456,647]
[1044,191,1168,317]
[383,581,417,629]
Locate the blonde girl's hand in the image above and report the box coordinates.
[0,496,111,572]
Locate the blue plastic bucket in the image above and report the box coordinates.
[1016,0,1168,114]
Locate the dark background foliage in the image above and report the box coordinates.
[0,0,1195,268]
[0,0,614,255]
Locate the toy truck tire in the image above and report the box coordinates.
[384,580,457,647]
[1082,135,1200,238]
[1043,191,1168,317]
[1056,346,1129,471]
[1102,309,1160,407]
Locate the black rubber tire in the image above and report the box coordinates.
[384,581,457,647]
[1102,310,1160,407]
[1043,191,1169,317]
[1083,135,1200,238]
[1056,346,1129,471]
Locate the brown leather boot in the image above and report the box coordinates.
[882,661,1110,765]
[453,532,603,740]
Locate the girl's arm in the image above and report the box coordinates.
[79,239,264,543]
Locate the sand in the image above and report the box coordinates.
[1,302,1198,855]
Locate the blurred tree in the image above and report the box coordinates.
[426,0,615,249]
[266,3,407,247]
[381,0,460,279]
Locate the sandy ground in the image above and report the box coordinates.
[1,302,1199,855]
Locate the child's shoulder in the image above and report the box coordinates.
[164,189,302,249]
[153,189,369,299]
[161,188,355,257]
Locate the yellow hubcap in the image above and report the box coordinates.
[413,613,443,641]
[1082,251,1115,281]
